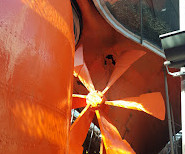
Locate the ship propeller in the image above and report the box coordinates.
[70,45,165,154]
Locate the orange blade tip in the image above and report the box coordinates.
[96,110,135,154]
[70,106,95,153]
[105,92,165,120]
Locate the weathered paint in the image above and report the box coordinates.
[0,0,74,153]
[71,45,165,153]
[74,0,181,153]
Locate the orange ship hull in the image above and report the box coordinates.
[0,0,74,153]
[0,0,181,153]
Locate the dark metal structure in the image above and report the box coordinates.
[160,30,185,154]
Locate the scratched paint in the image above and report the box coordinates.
[0,0,74,153]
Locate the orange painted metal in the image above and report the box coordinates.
[70,105,95,154]
[0,0,74,153]
[100,139,106,154]
[96,109,136,154]
[105,92,165,120]
[71,45,165,153]
[102,50,146,94]
[72,94,87,109]
[74,45,95,92]
[74,1,181,153]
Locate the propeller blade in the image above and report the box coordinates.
[72,94,87,109]
[102,50,146,94]
[74,45,95,92]
[100,139,106,154]
[96,110,136,154]
[70,105,95,154]
[105,92,165,120]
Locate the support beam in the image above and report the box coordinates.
[88,124,95,153]
[164,69,175,154]
[180,2,185,152]
[71,109,75,124]
[181,68,185,153]
[171,105,178,154]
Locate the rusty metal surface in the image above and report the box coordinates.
[0,0,74,153]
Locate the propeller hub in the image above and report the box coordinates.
[86,91,104,108]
